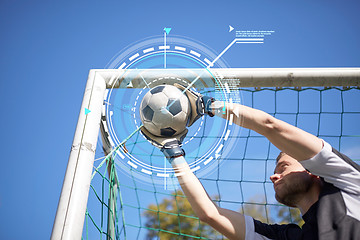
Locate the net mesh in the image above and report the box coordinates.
[83,87,360,240]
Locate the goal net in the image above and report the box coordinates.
[82,74,360,240]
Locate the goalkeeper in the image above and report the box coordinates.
[141,86,360,240]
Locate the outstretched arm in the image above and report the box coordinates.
[173,84,322,161]
[141,126,248,240]
[141,127,248,240]
[171,157,246,240]
[214,102,323,161]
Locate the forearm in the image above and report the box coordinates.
[214,102,271,134]
[171,158,218,221]
[171,157,246,240]
[213,101,322,161]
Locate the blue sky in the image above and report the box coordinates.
[0,0,359,239]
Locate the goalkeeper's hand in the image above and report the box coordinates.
[141,126,187,164]
[174,83,215,127]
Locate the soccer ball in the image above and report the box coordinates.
[139,85,190,137]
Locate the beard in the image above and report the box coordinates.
[275,172,314,207]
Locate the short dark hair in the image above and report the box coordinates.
[276,152,287,163]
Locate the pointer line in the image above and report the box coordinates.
[164,31,166,68]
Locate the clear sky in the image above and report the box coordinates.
[0,0,359,239]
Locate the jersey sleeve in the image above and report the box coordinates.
[300,140,360,195]
[244,215,302,240]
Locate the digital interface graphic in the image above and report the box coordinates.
[3,3,359,240]
[99,27,273,187]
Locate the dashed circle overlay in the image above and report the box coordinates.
[102,36,240,185]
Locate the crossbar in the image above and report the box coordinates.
[91,68,360,89]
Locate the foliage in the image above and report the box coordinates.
[241,196,304,226]
[277,206,304,226]
[144,192,304,239]
[143,190,222,240]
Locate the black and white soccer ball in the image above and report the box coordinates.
[139,85,190,137]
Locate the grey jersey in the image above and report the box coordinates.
[244,141,360,240]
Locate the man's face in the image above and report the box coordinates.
[270,154,314,207]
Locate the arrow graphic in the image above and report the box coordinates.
[164,27,172,34]
[229,25,234,32]
[85,108,91,115]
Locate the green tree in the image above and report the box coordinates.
[241,196,304,226]
[277,206,304,226]
[143,190,222,240]
[144,193,304,239]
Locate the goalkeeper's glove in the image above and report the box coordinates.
[174,83,215,127]
[141,126,187,164]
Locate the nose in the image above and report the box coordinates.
[270,173,281,183]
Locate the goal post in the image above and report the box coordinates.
[52,68,360,240]
[51,71,107,240]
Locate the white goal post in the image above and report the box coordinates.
[51,68,360,240]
